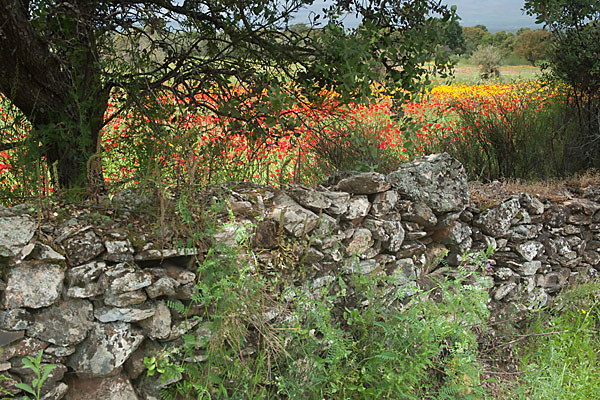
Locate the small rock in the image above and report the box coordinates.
[288,185,332,210]
[370,190,399,217]
[104,290,147,307]
[109,269,153,294]
[0,214,36,256]
[104,240,134,262]
[28,299,93,346]
[269,193,320,237]
[64,371,138,400]
[145,276,180,298]
[94,305,156,323]
[64,231,105,266]
[515,241,544,262]
[322,191,351,216]
[494,282,517,301]
[0,309,32,331]
[138,301,171,340]
[343,195,371,221]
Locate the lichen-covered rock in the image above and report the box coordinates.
[288,185,332,210]
[109,269,152,295]
[145,276,180,298]
[345,229,373,256]
[519,193,545,215]
[366,191,397,219]
[4,263,64,309]
[0,337,47,362]
[509,224,541,241]
[322,191,351,216]
[104,290,147,307]
[134,247,200,261]
[363,218,405,252]
[388,153,469,215]
[28,299,93,346]
[344,258,378,275]
[94,305,155,323]
[401,202,437,228]
[138,301,171,340]
[493,282,517,301]
[474,198,521,237]
[0,213,36,256]
[269,193,320,237]
[515,241,544,262]
[67,322,144,377]
[104,240,134,262]
[0,309,31,331]
[64,371,138,400]
[506,260,542,276]
[335,172,391,194]
[65,231,105,266]
[344,195,371,221]
[564,198,600,215]
[543,205,569,228]
[390,258,417,285]
[27,243,65,262]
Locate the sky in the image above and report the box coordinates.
[292,0,542,33]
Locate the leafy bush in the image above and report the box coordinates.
[471,45,502,79]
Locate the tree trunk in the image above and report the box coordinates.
[0,0,108,190]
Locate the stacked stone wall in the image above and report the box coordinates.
[1,153,599,398]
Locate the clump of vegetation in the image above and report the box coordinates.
[471,45,502,79]
[512,280,600,399]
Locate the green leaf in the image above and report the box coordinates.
[14,383,36,395]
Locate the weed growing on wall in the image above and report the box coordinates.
[147,200,494,399]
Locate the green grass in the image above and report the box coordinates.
[511,280,600,399]
[443,62,541,84]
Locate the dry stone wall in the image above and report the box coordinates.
[1,153,600,398]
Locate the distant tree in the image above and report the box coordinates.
[462,25,489,55]
[481,31,516,57]
[513,29,551,65]
[0,0,457,190]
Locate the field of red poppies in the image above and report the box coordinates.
[0,78,566,202]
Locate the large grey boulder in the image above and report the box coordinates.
[3,263,64,308]
[388,153,469,215]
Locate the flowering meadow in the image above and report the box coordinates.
[0,78,568,202]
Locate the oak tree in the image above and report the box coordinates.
[0,0,456,190]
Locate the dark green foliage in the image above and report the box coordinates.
[513,29,551,66]
[524,0,600,172]
[0,0,457,190]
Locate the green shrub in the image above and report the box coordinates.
[471,45,502,79]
